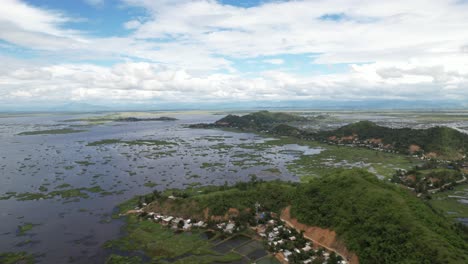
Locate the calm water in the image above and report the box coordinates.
[0,113,320,263]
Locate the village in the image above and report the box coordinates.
[127,204,349,264]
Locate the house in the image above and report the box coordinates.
[302,245,312,252]
[193,221,205,227]
[224,223,236,233]
[162,216,174,225]
[183,223,192,230]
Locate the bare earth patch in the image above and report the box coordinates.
[409,144,421,153]
[280,206,359,264]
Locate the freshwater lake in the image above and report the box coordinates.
[0,113,319,263]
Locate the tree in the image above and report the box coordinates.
[177,220,184,229]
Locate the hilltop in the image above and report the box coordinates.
[291,169,468,264]
[190,111,307,130]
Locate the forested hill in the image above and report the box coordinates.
[291,169,468,264]
[213,111,306,130]
[191,111,468,159]
[317,121,468,159]
[133,169,468,264]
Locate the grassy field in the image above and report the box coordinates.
[429,183,468,219]
[105,215,245,263]
[253,136,420,181]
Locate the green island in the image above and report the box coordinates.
[17,128,86,136]
[64,113,178,125]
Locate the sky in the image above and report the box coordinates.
[1,0,468,110]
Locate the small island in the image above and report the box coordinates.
[115,116,177,122]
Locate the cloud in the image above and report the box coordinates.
[1,60,467,105]
[1,0,468,105]
[0,0,86,51]
[124,20,141,30]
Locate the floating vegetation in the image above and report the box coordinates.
[262,168,281,174]
[18,128,86,136]
[75,161,96,166]
[17,223,39,236]
[186,174,201,179]
[143,182,158,188]
[200,162,225,169]
[0,252,35,264]
[87,139,178,147]
[105,255,143,264]
[1,186,111,201]
[55,183,72,189]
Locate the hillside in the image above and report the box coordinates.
[318,121,468,159]
[193,112,468,159]
[116,170,468,264]
[213,111,307,130]
[291,169,468,264]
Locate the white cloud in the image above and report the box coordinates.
[124,20,141,30]
[1,60,467,104]
[1,0,468,105]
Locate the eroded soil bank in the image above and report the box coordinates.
[281,206,359,264]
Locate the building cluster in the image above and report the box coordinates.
[254,218,348,264]
[144,211,207,231]
[136,209,241,234]
[132,205,348,264]
[324,137,398,154]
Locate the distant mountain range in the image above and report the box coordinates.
[1,99,467,112]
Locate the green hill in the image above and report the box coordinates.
[318,121,468,159]
[214,111,306,130]
[291,169,468,264]
[116,169,468,264]
[202,112,468,159]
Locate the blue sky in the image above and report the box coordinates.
[1,0,468,109]
[12,0,343,75]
